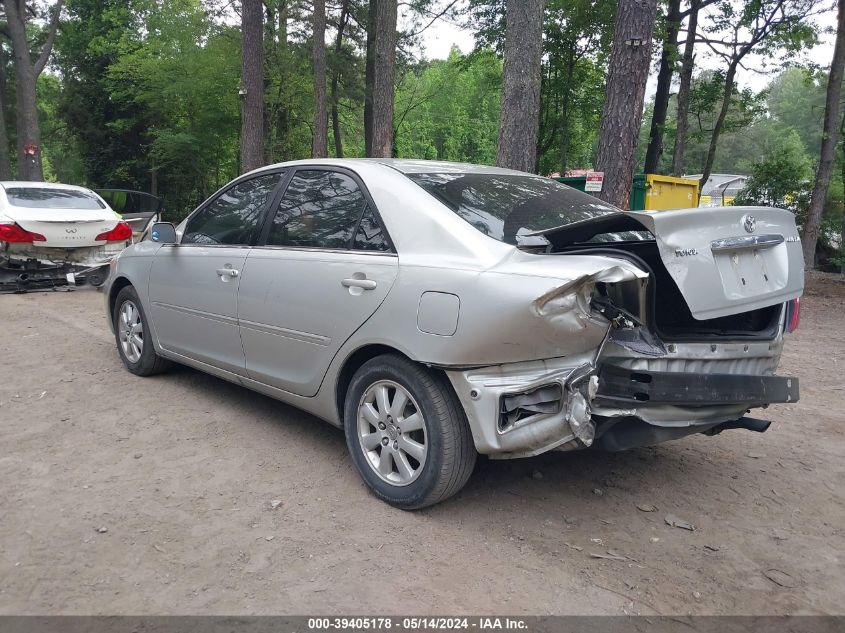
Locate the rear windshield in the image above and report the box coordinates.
[405,172,620,245]
[5,187,105,210]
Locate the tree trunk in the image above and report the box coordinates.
[594,0,659,209]
[240,0,265,173]
[643,0,681,174]
[671,0,699,177]
[331,0,350,158]
[0,47,13,181]
[275,1,290,160]
[802,0,845,269]
[312,0,328,158]
[558,45,576,175]
[363,0,378,157]
[14,68,41,181]
[496,0,545,172]
[698,60,738,201]
[370,0,397,157]
[3,0,65,181]
[841,113,845,274]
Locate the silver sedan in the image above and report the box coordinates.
[105,159,804,508]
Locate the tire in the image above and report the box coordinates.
[112,285,171,376]
[87,270,107,287]
[344,354,476,509]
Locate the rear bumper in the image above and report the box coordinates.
[447,354,798,459]
[0,244,120,290]
[2,242,125,267]
[595,365,799,407]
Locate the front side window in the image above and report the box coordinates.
[183,172,282,245]
[405,172,621,246]
[5,187,105,210]
[268,170,374,249]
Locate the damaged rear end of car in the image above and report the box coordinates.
[444,204,802,459]
[0,183,132,291]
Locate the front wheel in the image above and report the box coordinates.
[344,354,476,509]
[112,285,171,376]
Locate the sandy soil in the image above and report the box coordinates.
[0,273,843,616]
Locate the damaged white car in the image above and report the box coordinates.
[104,159,803,509]
[0,182,132,290]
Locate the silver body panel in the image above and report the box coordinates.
[149,245,249,375]
[105,159,803,458]
[238,247,399,396]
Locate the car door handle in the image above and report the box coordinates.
[216,267,240,278]
[342,277,377,290]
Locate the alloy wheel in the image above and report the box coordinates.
[118,299,144,363]
[357,380,427,486]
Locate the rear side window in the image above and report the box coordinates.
[353,208,390,252]
[268,170,387,250]
[183,172,282,245]
[5,187,105,210]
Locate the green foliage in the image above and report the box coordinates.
[7,0,834,243]
[732,127,813,215]
[394,48,501,164]
[468,0,614,174]
[37,74,86,184]
[767,66,829,158]
[51,0,242,218]
[107,0,242,214]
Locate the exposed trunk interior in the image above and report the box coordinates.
[550,237,783,341]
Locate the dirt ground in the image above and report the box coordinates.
[0,273,843,616]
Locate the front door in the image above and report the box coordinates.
[238,168,398,396]
[149,172,283,374]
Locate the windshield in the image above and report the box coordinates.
[405,172,621,245]
[5,187,105,210]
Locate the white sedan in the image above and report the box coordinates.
[0,181,132,289]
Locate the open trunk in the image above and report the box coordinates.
[541,206,804,339]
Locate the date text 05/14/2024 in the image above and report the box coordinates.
[306,618,528,630]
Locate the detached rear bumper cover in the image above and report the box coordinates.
[595,364,799,407]
[448,356,798,458]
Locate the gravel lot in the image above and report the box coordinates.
[1,273,843,615]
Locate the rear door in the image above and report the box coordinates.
[148,172,283,374]
[238,168,398,396]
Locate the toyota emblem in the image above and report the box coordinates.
[742,214,756,234]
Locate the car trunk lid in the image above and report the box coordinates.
[12,208,120,248]
[542,205,804,321]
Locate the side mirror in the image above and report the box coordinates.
[150,222,177,244]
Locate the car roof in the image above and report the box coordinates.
[361,158,529,176]
[246,158,532,178]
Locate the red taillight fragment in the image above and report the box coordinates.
[0,222,46,242]
[95,221,133,242]
[786,298,800,333]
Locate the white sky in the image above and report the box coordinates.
[413,3,839,96]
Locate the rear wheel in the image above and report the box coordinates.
[87,269,107,287]
[344,354,476,509]
[113,285,171,376]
